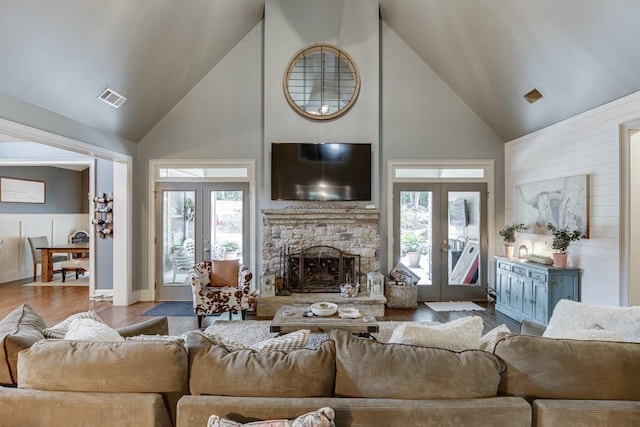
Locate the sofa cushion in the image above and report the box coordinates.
[188,333,335,397]
[42,308,104,339]
[493,333,640,401]
[64,318,125,342]
[207,407,335,427]
[532,400,640,427]
[331,329,504,399]
[543,299,640,342]
[0,304,46,385]
[388,316,484,351]
[18,339,188,393]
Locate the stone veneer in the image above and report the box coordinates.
[262,207,381,281]
[258,207,385,317]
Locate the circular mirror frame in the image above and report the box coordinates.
[283,43,361,121]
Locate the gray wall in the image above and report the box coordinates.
[137,1,505,289]
[380,22,505,267]
[0,166,86,213]
[263,0,380,209]
[136,24,264,291]
[94,158,114,290]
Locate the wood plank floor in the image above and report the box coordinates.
[0,278,521,335]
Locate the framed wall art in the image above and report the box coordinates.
[0,177,46,204]
[515,174,589,237]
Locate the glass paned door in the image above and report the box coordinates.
[208,189,247,264]
[394,183,487,301]
[155,182,249,300]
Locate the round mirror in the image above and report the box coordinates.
[283,44,360,120]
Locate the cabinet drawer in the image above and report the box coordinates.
[497,262,512,272]
[530,270,547,282]
[512,266,527,276]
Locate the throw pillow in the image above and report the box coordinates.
[126,334,186,345]
[210,260,240,287]
[388,316,484,351]
[0,303,46,385]
[249,329,310,353]
[43,309,104,339]
[63,318,124,342]
[543,299,640,342]
[479,324,511,352]
[203,329,311,353]
[207,407,335,427]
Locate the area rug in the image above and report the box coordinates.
[425,301,485,312]
[203,320,406,349]
[142,301,195,317]
[22,277,89,287]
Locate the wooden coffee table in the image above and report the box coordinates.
[270,304,379,336]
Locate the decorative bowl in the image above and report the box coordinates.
[310,302,338,317]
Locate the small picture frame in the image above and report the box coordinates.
[261,273,276,297]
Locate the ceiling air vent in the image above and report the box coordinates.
[97,87,127,108]
[524,88,543,104]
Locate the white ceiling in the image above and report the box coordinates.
[1,0,639,143]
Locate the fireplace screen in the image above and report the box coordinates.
[285,245,360,293]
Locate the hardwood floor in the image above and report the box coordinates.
[0,278,521,335]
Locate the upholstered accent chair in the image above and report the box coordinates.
[26,236,68,281]
[188,260,255,328]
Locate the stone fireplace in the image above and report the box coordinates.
[257,207,386,317]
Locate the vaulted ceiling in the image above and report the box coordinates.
[2,0,639,143]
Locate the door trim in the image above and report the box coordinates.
[386,159,495,288]
[0,117,133,306]
[147,159,255,301]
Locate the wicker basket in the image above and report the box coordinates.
[385,281,418,308]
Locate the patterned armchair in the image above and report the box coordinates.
[188,260,256,328]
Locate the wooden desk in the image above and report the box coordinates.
[37,244,89,282]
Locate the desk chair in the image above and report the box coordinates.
[27,236,68,281]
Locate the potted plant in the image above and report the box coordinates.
[498,223,526,257]
[401,233,427,267]
[220,240,239,260]
[546,223,582,268]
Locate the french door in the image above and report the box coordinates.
[393,183,487,301]
[155,182,249,300]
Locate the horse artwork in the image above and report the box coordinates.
[515,174,589,237]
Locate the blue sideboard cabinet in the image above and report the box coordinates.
[494,256,580,325]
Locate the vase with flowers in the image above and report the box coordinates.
[546,223,582,268]
[498,223,527,257]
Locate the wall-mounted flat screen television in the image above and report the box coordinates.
[271,142,372,201]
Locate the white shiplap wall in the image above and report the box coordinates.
[505,90,640,306]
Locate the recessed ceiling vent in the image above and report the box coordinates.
[524,88,543,104]
[98,87,127,108]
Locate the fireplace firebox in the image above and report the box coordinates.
[284,245,360,293]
